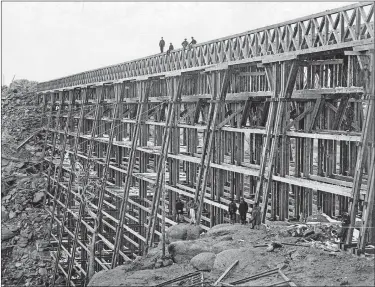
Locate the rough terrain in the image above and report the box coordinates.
[89,222,374,286]
[1,80,53,286]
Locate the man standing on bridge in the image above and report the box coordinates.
[167,43,174,55]
[188,37,197,50]
[182,38,189,49]
[159,37,165,53]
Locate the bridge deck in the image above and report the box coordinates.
[37,2,374,92]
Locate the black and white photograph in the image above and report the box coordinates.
[1,1,374,286]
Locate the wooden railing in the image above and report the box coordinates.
[37,2,374,92]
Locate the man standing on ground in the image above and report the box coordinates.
[339,212,350,242]
[175,196,184,224]
[250,202,261,229]
[239,197,248,225]
[228,199,237,224]
[190,199,198,224]
[159,37,165,53]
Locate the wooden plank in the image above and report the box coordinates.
[213,260,239,286]
[358,151,375,250]
[333,96,349,129]
[346,74,374,244]
[278,269,297,287]
[229,268,279,285]
[304,59,344,65]
[286,106,313,130]
[255,65,277,203]
[17,128,44,150]
[238,71,266,76]
[216,107,244,129]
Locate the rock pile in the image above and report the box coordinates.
[2,80,41,146]
[1,80,53,286]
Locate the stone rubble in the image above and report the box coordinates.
[2,80,54,287]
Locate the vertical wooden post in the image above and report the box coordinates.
[195,69,232,225]
[260,60,299,223]
[346,52,374,244]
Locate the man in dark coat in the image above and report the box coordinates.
[159,37,165,53]
[181,38,189,49]
[188,37,197,51]
[250,202,261,229]
[228,199,237,224]
[338,212,351,242]
[167,43,174,55]
[239,197,249,225]
[175,196,184,223]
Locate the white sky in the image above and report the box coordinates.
[2,1,354,85]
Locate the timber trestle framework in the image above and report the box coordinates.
[37,2,374,286]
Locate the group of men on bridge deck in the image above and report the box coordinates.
[174,195,262,229]
[159,37,197,54]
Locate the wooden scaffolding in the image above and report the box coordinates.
[37,2,374,286]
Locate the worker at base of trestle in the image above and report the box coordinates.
[175,196,184,224]
[250,202,261,229]
[228,199,237,224]
[338,212,351,243]
[189,199,198,224]
[239,197,249,225]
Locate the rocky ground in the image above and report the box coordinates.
[89,222,374,287]
[1,81,54,286]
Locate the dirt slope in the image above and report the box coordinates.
[89,223,374,286]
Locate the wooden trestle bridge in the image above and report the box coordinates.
[37,2,374,286]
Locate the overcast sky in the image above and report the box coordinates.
[2,1,353,85]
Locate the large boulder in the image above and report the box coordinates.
[168,240,212,263]
[213,249,244,271]
[166,224,201,244]
[213,248,270,273]
[190,252,216,271]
